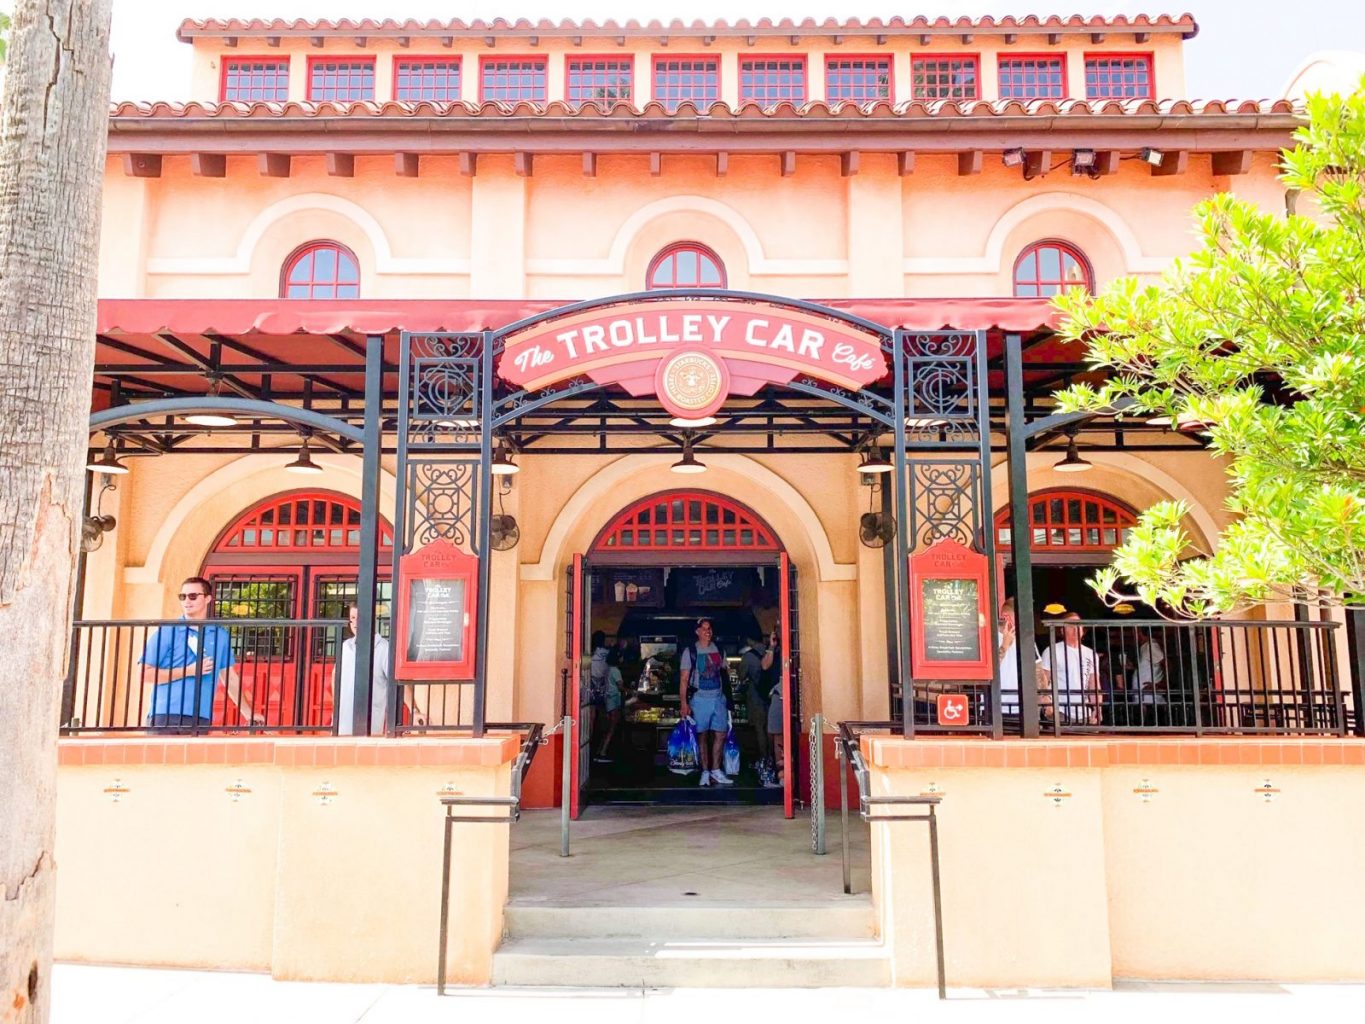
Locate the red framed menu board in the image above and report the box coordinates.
[394,539,479,680]
[909,537,991,681]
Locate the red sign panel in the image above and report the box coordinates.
[393,539,479,681]
[496,299,887,419]
[936,693,970,726]
[910,538,992,681]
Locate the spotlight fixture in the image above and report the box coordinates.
[491,443,520,476]
[284,435,324,475]
[184,378,237,427]
[856,448,893,475]
[1052,431,1092,473]
[1072,149,1097,169]
[670,438,707,475]
[668,415,718,428]
[1139,147,1164,167]
[1001,147,1025,168]
[86,444,129,476]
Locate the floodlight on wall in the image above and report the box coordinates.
[1071,148,1100,179]
[856,448,893,475]
[184,379,238,427]
[1052,430,1092,473]
[491,442,520,476]
[670,437,707,475]
[86,444,129,476]
[1001,148,1025,168]
[284,433,324,475]
[1139,147,1165,167]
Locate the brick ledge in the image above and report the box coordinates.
[58,734,522,768]
[861,737,1365,769]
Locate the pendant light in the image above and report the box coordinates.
[86,443,129,475]
[856,448,893,475]
[670,437,706,474]
[1053,431,1092,473]
[491,442,520,476]
[669,415,718,428]
[184,378,237,427]
[285,434,324,475]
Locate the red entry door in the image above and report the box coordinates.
[208,570,303,728]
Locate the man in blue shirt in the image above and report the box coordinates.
[139,576,260,733]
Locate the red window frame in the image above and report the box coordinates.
[566,55,634,104]
[280,241,361,300]
[479,56,549,102]
[997,54,1068,100]
[392,56,462,101]
[306,57,376,102]
[825,55,892,103]
[994,490,1137,553]
[1012,240,1093,297]
[646,242,726,290]
[1083,52,1155,100]
[591,491,779,553]
[911,55,981,100]
[212,491,394,555]
[652,55,720,111]
[220,56,291,102]
[739,56,808,107]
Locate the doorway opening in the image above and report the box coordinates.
[566,491,800,816]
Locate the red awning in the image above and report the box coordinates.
[95,297,1060,336]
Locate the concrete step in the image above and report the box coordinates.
[491,936,892,988]
[504,903,876,941]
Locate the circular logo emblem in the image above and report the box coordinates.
[659,351,725,415]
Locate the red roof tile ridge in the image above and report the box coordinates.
[176,13,1200,42]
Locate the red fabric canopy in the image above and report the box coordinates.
[95,297,1060,336]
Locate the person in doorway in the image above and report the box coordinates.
[679,617,733,787]
[767,639,786,789]
[1038,612,1101,725]
[338,603,425,735]
[997,597,1051,725]
[593,648,627,763]
[739,630,774,767]
[587,630,611,760]
[139,576,261,733]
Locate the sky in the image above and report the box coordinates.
[79,1,1355,101]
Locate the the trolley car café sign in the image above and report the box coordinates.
[498,299,887,419]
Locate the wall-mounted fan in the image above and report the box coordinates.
[859,511,896,549]
[80,477,118,552]
[491,513,520,551]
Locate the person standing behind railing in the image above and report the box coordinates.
[338,602,426,735]
[138,576,261,733]
[1038,612,1101,725]
[997,598,1051,725]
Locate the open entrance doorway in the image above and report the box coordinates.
[565,491,800,818]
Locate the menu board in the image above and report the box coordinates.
[676,567,749,605]
[598,568,665,607]
[920,578,981,662]
[403,577,467,664]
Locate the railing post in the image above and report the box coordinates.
[1346,610,1365,738]
[1004,333,1040,739]
[560,714,573,857]
[928,804,946,1001]
[811,714,826,855]
[839,735,851,895]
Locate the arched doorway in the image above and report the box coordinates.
[567,489,798,816]
[201,490,394,726]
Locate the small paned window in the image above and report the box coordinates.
[739,58,807,107]
[825,57,891,103]
[1013,241,1092,297]
[647,243,726,289]
[995,491,1136,552]
[911,56,980,100]
[567,58,634,104]
[222,59,290,102]
[653,58,720,110]
[282,242,360,300]
[998,57,1067,99]
[481,58,548,102]
[394,59,461,101]
[1084,55,1153,99]
[307,60,376,102]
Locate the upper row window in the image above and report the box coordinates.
[1013,240,1092,297]
[282,241,360,299]
[221,53,1153,104]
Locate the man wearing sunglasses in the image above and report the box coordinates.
[138,576,261,733]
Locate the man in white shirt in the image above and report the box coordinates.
[1038,612,1101,725]
[1135,635,1166,705]
[337,603,426,735]
[998,598,1052,726]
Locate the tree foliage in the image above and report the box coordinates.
[1055,78,1365,616]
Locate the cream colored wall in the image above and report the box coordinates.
[188,34,1187,105]
[55,750,514,983]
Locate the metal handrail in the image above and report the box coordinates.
[435,721,543,996]
[836,720,946,1000]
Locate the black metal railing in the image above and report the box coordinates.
[394,681,480,733]
[63,618,346,734]
[1032,619,1351,736]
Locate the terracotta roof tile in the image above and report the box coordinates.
[176,13,1200,43]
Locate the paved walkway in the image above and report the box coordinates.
[52,964,1365,1024]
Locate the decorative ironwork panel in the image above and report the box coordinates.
[908,459,981,549]
[495,375,599,428]
[789,376,895,427]
[404,333,485,447]
[901,331,979,443]
[404,458,482,555]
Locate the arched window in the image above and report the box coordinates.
[592,491,779,552]
[646,242,726,290]
[281,241,361,299]
[994,489,1137,553]
[1012,241,1092,297]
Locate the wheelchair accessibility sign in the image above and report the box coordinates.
[936,694,970,726]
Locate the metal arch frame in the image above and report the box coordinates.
[88,397,365,444]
